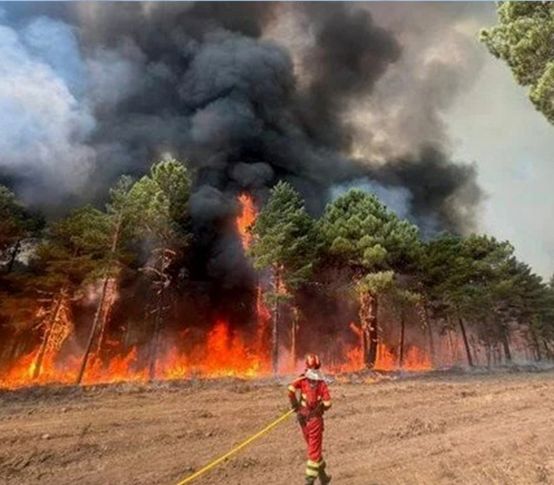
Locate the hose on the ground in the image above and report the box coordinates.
[176,408,295,484]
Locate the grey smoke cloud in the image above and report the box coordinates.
[0,16,95,199]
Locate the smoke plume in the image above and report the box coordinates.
[0,2,484,286]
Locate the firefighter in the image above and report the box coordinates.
[288,353,332,484]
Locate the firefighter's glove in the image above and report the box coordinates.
[290,399,300,412]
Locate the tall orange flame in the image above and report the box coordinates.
[236,193,257,250]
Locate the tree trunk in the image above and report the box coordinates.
[447,326,456,364]
[76,214,122,385]
[501,330,512,363]
[470,337,479,367]
[147,248,175,381]
[542,338,554,359]
[123,324,131,350]
[422,302,435,366]
[76,276,111,385]
[271,267,283,375]
[148,294,164,381]
[7,334,19,363]
[458,317,474,368]
[290,307,298,373]
[358,292,371,367]
[94,278,117,358]
[495,345,502,365]
[359,292,379,367]
[33,293,64,379]
[6,239,21,273]
[398,307,405,369]
[367,294,379,368]
[271,299,279,375]
[530,327,542,361]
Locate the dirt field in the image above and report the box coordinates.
[0,368,553,485]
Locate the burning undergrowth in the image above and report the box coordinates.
[0,194,440,390]
[0,3,494,389]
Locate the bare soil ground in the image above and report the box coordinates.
[0,368,553,485]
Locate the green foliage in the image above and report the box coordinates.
[320,189,420,273]
[418,232,554,349]
[249,181,319,294]
[33,206,113,292]
[2,169,554,360]
[0,185,42,253]
[481,1,554,124]
[107,176,135,217]
[150,157,191,224]
[125,158,191,249]
[356,270,395,295]
[420,234,513,315]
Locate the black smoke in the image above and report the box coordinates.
[0,2,482,293]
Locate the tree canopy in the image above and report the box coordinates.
[250,181,319,295]
[481,2,554,124]
[320,190,420,275]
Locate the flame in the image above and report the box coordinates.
[79,348,148,385]
[0,193,433,389]
[329,340,432,374]
[0,322,432,389]
[0,319,272,389]
[236,193,257,250]
[236,192,271,367]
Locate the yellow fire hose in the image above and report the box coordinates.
[176,408,295,484]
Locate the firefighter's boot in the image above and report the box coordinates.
[318,461,331,484]
[319,471,331,484]
[305,460,319,484]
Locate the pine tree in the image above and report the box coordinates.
[320,189,419,368]
[249,181,319,374]
[31,206,112,378]
[126,158,191,379]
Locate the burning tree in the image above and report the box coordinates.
[124,158,191,380]
[320,190,420,368]
[75,158,191,383]
[75,177,134,384]
[29,206,113,379]
[387,287,422,369]
[249,181,319,374]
